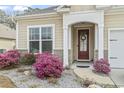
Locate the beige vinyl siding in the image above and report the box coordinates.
[0,38,15,49]
[105,7,124,15]
[0,24,16,51]
[104,10,124,50]
[18,14,63,49]
[70,5,96,12]
[0,24,15,39]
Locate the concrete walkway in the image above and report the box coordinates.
[74,68,116,88]
[110,69,124,88]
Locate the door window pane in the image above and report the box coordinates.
[80,32,88,51]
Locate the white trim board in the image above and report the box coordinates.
[17,48,28,50]
[27,24,55,28]
[69,10,97,15]
[77,59,91,62]
[16,12,57,20]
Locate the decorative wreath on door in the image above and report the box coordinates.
[81,34,86,41]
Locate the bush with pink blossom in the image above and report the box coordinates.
[33,52,64,79]
[0,50,20,69]
[93,59,111,74]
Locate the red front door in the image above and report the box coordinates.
[78,29,89,60]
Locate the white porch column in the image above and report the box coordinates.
[16,22,18,49]
[98,24,104,59]
[68,26,71,49]
[63,26,69,67]
[95,24,98,50]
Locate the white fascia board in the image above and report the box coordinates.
[57,8,70,13]
[96,5,112,9]
[16,12,57,20]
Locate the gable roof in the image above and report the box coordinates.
[15,5,71,20]
[0,24,16,40]
[17,6,59,16]
[16,5,71,16]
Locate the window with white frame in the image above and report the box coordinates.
[29,26,53,53]
[0,49,6,53]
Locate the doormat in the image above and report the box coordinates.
[76,66,90,68]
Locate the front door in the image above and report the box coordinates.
[78,29,89,60]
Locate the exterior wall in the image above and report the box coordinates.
[104,8,124,59]
[54,49,72,65]
[0,24,16,39]
[70,5,96,12]
[17,6,124,64]
[94,50,108,59]
[17,14,63,50]
[18,49,28,57]
[54,50,63,60]
[0,38,15,50]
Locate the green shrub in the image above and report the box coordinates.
[21,53,35,65]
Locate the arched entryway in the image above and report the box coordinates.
[63,11,104,67]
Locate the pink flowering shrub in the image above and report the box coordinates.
[93,59,111,74]
[5,50,20,63]
[33,52,64,79]
[0,50,20,69]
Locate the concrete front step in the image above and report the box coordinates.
[70,62,92,69]
[74,68,116,88]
